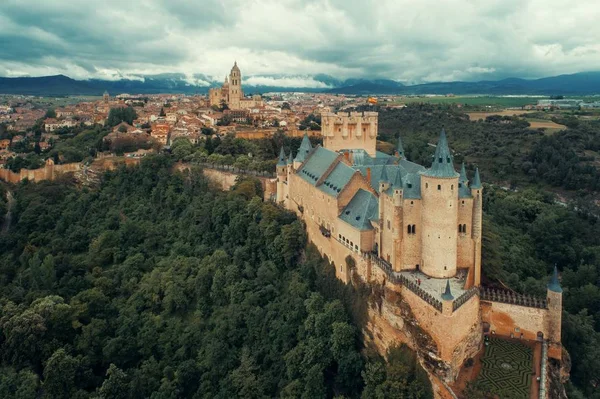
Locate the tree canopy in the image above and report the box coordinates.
[0,157,431,398]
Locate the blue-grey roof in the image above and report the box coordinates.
[287,150,294,164]
[294,133,313,163]
[298,146,338,185]
[403,173,422,199]
[277,147,287,167]
[471,168,482,189]
[351,150,373,166]
[379,164,389,183]
[339,189,379,230]
[548,265,562,293]
[355,162,425,199]
[318,162,355,197]
[459,163,472,198]
[297,146,356,198]
[423,129,459,178]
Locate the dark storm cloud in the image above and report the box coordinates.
[0,0,599,84]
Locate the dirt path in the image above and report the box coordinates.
[2,190,14,234]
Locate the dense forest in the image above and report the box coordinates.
[0,157,431,398]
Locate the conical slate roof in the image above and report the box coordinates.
[471,167,482,189]
[548,265,562,293]
[441,280,454,301]
[277,147,287,167]
[397,135,405,158]
[294,133,313,163]
[423,129,459,178]
[379,165,389,183]
[459,163,468,183]
[287,150,293,164]
[459,163,472,198]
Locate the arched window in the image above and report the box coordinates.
[426,183,428,188]
[407,225,411,234]
[451,184,454,190]
[411,224,416,234]
[463,224,467,233]
[437,184,441,190]
[458,224,463,233]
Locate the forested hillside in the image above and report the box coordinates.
[0,157,431,398]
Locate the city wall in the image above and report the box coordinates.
[0,161,82,183]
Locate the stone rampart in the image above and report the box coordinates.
[0,161,82,183]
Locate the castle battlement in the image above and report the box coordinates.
[321,111,378,155]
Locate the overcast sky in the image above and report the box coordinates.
[1,0,599,86]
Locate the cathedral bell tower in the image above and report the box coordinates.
[228,61,242,109]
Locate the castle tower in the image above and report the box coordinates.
[103,90,109,104]
[470,167,483,286]
[420,129,460,278]
[457,163,476,286]
[228,62,242,109]
[321,111,378,156]
[294,133,313,169]
[547,265,563,349]
[276,147,287,203]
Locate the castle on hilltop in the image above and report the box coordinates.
[208,62,263,110]
[274,111,563,394]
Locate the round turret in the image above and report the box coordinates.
[420,129,460,278]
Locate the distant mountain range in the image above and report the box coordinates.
[1,72,600,96]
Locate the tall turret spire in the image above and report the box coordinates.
[459,162,472,198]
[397,135,405,158]
[287,150,293,164]
[379,166,389,183]
[459,162,468,183]
[441,280,454,301]
[548,265,562,293]
[294,132,313,163]
[423,128,458,178]
[277,147,287,167]
[471,167,482,189]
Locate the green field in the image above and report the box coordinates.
[391,96,544,107]
[0,95,101,108]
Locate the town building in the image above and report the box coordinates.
[208,62,264,110]
[274,111,563,390]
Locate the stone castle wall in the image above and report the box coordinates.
[0,161,82,183]
[481,299,548,341]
